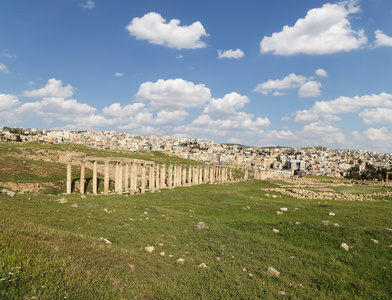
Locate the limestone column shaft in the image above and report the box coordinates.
[188,165,192,186]
[149,165,155,193]
[124,164,129,193]
[130,163,136,194]
[230,169,232,181]
[194,166,198,185]
[93,160,98,195]
[66,160,72,194]
[141,164,146,194]
[182,166,186,186]
[173,165,177,187]
[118,163,123,194]
[161,165,166,188]
[210,167,215,184]
[155,164,160,189]
[80,160,86,194]
[199,166,203,184]
[203,167,208,184]
[104,161,110,195]
[115,162,119,192]
[168,165,173,189]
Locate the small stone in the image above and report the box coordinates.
[198,263,209,268]
[81,195,86,199]
[169,255,174,258]
[333,223,339,227]
[295,222,301,225]
[177,258,185,264]
[340,243,349,251]
[242,267,247,271]
[277,291,286,296]
[216,257,221,261]
[328,212,335,216]
[248,273,253,277]
[385,228,392,232]
[57,198,68,204]
[100,237,112,245]
[267,267,280,276]
[145,246,155,253]
[144,211,148,215]
[321,220,330,226]
[71,203,78,208]
[280,208,288,211]
[159,252,165,256]
[194,222,206,230]
[276,211,283,215]
[370,239,379,244]
[273,229,280,233]
[103,208,109,212]
[7,190,16,197]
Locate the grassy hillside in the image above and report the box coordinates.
[1,180,392,299]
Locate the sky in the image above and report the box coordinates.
[1,0,392,152]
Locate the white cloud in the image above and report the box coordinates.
[315,68,328,77]
[154,110,189,125]
[359,108,392,124]
[227,138,241,144]
[15,97,96,120]
[295,92,392,122]
[1,50,16,58]
[0,94,19,111]
[102,102,146,118]
[114,72,124,77]
[298,81,322,98]
[176,55,184,59]
[254,73,307,95]
[203,92,250,117]
[273,91,286,96]
[373,30,392,48]
[217,49,244,59]
[125,12,209,49]
[363,127,390,141]
[136,78,211,111]
[80,0,94,9]
[21,78,74,98]
[260,1,367,55]
[0,63,10,73]
[303,121,340,133]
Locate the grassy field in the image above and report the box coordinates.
[1,178,392,299]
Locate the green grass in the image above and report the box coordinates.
[1,180,392,299]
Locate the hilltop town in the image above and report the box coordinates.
[1,126,391,179]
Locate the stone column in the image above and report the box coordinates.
[182,165,186,186]
[104,161,110,195]
[130,163,136,194]
[155,164,160,190]
[160,165,165,188]
[93,160,98,195]
[66,159,72,194]
[118,163,123,194]
[173,165,177,187]
[229,169,232,182]
[115,162,119,192]
[194,166,198,185]
[124,163,129,193]
[199,166,203,184]
[80,160,86,194]
[188,165,192,186]
[149,164,155,193]
[210,166,214,184]
[141,164,146,194]
[168,165,173,189]
[244,169,249,181]
[203,166,208,184]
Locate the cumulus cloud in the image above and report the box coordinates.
[254,73,307,95]
[363,127,390,141]
[0,63,10,73]
[298,81,322,98]
[260,1,367,55]
[102,102,146,118]
[15,97,96,120]
[359,108,392,124]
[114,72,124,77]
[373,30,392,48]
[217,49,244,59]
[0,94,19,111]
[125,12,209,49]
[154,110,189,125]
[203,92,250,117]
[315,68,328,77]
[295,92,392,122]
[21,78,74,98]
[80,0,94,9]
[136,78,211,111]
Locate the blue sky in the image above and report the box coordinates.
[1,0,392,151]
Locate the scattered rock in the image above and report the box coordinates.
[370,239,379,244]
[57,198,68,204]
[276,211,283,215]
[198,263,209,268]
[216,257,221,261]
[295,222,301,225]
[81,195,86,199]
[267,267,280,276]
[242,267,247,271]
[159,252,165,256]
[194,222,206,230]
[144,211,148,215]
[145,246,155,253]
[7,190,16,197]
[280,207,288,212]
[248,273,253,277]
[385,228,392,232]
[100,237,112,245]
[177,258,185,264]
[277,291,286,296]
[321,220,330,226]
[333,223,339,227]
[71,203,78,208]
[340,243,349,251]
[328,212,335,216]
[273,229,280,233]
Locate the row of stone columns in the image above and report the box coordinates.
[66,157,234,195]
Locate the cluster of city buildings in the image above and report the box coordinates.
[1,126,391,178]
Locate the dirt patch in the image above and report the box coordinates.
[0,181,54,193]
